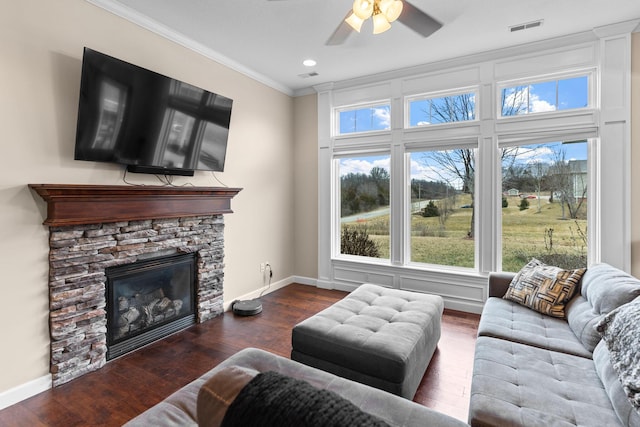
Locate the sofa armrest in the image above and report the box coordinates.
[488,272,516,298]
[197,366,255,427]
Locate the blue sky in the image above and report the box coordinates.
[339,106,390,134]
[340,75,589,131]
[500,75,588,116]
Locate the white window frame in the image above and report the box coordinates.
[333,149,393,263]
[333,100,392,137]
[404,139,479,271]
[496,69,596,119]
[316,25,633,314]
[496,136,597,272]
[404,87,479,129]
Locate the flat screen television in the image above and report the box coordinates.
[74,48,233,176]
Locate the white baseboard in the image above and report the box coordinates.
[0,374,51,411]
[222,275,319,311]
[223,276,291,311]
[291,275,317,286]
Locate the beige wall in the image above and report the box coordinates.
[0,0,294,393]
[293,94,319,279]
[632,33,640,277]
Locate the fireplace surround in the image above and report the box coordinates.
[30,184,241,386]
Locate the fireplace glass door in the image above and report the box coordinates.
[106,252,196,360]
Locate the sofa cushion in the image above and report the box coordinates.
[580,263,640,314]
[564,295,603,353]
[477,297,592,358]
[469,336,623,427]
[565,263,640,352]
[503,258,585,318]
[593,340,640,427]
[221,370,390,426]
[596,297,640,411]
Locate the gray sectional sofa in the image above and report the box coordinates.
[125,346,467,426]
[469,263,640,427]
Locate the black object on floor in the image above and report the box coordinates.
[232,299,263,316]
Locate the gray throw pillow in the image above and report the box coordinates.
[596,297,640,411]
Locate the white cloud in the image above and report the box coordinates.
[517,146,554,163]
[410,158,464,189]
[373,107,391,129]
[340,157,390,176]
[502,87,556,114]
[530,95,556,113]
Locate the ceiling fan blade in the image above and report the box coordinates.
[397,1,443,38]
[326,12,354,46]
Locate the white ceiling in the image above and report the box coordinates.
[90,0,640,95]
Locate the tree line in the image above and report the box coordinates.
[341,167,390,217]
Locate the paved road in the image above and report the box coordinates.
[341,200,431,223]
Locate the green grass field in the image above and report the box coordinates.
[342,194,587,272]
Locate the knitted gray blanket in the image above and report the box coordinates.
[597,298,640,411]
[221,371,390,427]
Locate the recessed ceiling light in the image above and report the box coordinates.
[303,59,317,67]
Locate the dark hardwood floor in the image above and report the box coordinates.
[0,284,480,426]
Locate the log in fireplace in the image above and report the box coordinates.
[106,252,196,360]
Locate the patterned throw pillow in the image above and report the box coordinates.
[503,258,586,318]
[596,298,640,410]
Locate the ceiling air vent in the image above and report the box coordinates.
[298,72,319,79]
[509,19,543,33]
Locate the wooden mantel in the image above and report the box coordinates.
[29,184,242,226]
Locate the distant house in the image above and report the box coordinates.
[569,160,588,199]
[552,160,588,201]
[506,188,520,197]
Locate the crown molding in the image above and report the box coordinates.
[85,0,294,96]
[593,19,640,38]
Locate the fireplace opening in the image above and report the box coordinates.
[105,252,197,360]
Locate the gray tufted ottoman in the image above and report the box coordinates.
[291,283,444,399]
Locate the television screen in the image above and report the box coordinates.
[74,48,233,175]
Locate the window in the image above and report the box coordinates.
[501,140,588,272]
[409,148,476,268]
[500,75,589,117]
[318,36,632,312]
[338,155,390,259]
[337,103,390,135]
[407,91,476,127]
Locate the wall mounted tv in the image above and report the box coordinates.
[74,48,233,176]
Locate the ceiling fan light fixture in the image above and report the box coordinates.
[372,12,391,34]
[329,0,441,45]
[381,0,403,23]
[352,0,374,20]
[345,12,365,32]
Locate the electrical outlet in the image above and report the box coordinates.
[260,262,265,272]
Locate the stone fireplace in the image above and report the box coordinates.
[30,184,241,386]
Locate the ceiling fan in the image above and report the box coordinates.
[268,0,442,45]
